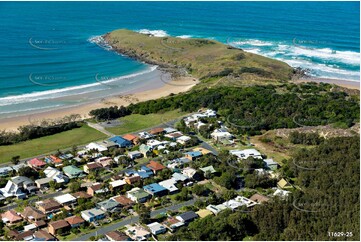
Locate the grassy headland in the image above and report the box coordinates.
[104,29,294,86]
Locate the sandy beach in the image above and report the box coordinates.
[293,77,360,90]
[0,77,198,132]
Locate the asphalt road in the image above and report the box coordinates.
[74,198,198,241]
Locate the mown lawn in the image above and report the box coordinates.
[0,125,107,163]
[106,110,187,135]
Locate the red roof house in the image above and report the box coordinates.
[28,158,46,170]
[146,161,166,174]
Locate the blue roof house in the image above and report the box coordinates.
[143,183,168,197]
[109,136,133,148]
[184,151,203,161]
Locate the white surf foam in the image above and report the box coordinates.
[137,29,168,37]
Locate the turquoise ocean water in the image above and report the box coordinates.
[0,1,359,118]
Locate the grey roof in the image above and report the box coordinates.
[11,176,33,186]
[35,177,53,185]
[178,211,198,222]
[97,199,120,211]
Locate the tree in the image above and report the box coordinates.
[69,181,81,193]
[18,166,38,180]
[11,155,20,165]
[138,204,151,224]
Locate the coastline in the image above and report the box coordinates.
[293,77,360,90]
[0,76,198,132]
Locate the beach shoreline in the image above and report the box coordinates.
[0,76,198,132]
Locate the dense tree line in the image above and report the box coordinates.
[128,83,359,135]
[169,136,359,241]
[89,105,130,121]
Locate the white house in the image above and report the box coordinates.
[176,135,191,145]
[147,222,167,235]
[158,179,178,193]
[230,149,262,160]
[211,129,233,141]
[44,166,69,184]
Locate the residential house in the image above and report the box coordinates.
[84,162,103,174]
[8,230,34,241]
[264,158,279,170]
[96,157,113,168]
[176,135,191,145]
[109,136,133,148]
[176,211,198,223]
[54,193,77,207]
[81,208,106,222]
[126,188,151,203]
[149,127,165,136]
[249,193,270,204]
[72,191,92,199]
[192,147,213,156]
[143,183,168,197]
[63,165,85,179]
[49,155,63,167]
[125,225,151,241]
[48,220,70,235]
[211,129,233,142]
[109,179,126,191]
[146,160,166,174]
[164,131,183,141]
[123,134,139,145]
[27,158,46,170]
[230,149,262,160]
[273,188,291,198]
[184,151,202,161]
[158,179,179,194]
[182,167,202,181]
[64,215,85,228]
[199,165,217,176]
[162,217,184,232]
[277,178,293,189]
[21,206,46,222]
[124,175,141,185]
[139,144,153,157]
[86,140,118,152]
[206,204,228,215]
[111,195,134,208]
[36,199,62,214]
[87,182,109,196]
[128,151,143,160]
[1,210,23,224]
[97,199,120,213]
[196,209,213,218]
[147,222,167,235]
[223,196,258,210]
[33,230,56,241]
[35,177,53,189]
[163,127,177,134]
[44,166,69,184]
[138,131,154,140]
[105,231,131,241]
[172,172,189,182]
[0,176,35,199]
[0,166,13,177]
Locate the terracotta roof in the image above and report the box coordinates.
[73,191,92,199]
[34,230,55,241]
[147,160,166,172]
[22,207,46,220]
[249,193,270,203]
[50,155,62,163]
[123,134,138,141]
[89,183,104,191]
[14,230,34,240]
[1,210,22,223]
[112,195,134,206]
[49,219,69,230]
[34,220,47,228]
[37,199,62,211]
[65,215,85,225]
[149,127,164,135]
[28,158,46,167]
[86,162,102,169]
[106,231,130,241]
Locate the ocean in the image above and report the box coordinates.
[0,1,359,118]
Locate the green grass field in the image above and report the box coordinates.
[105,29,293,83]
[0,125,107,163]
[106,110,186,135]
